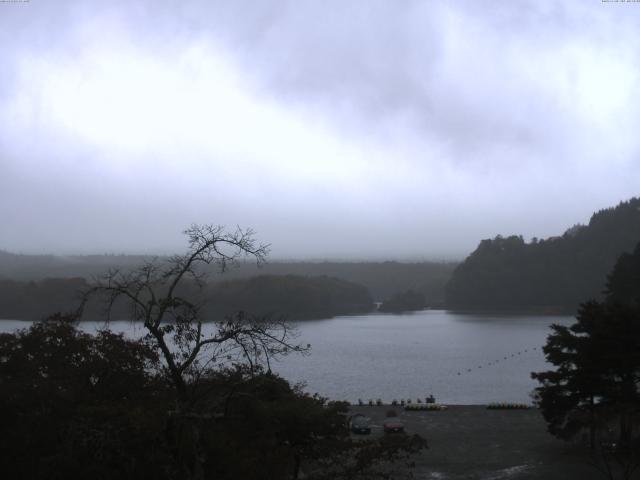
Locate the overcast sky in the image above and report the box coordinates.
[1,1,639,260]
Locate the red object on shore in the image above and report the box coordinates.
[383,420,405,433]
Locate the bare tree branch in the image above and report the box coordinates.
[80,224,303,400]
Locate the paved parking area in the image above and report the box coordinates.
[349,406,606,479]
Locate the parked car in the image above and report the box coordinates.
[350,414,372,434]
[383,418,405,434]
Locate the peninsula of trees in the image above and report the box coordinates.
[379,289,426,313]
[446,197,640,312]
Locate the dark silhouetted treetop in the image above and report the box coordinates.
[0,314,172,479]
[1,315,426,480]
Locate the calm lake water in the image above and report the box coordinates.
[1,310,573,404]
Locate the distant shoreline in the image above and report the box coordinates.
[0,307,576,323]
[445,306,575,316]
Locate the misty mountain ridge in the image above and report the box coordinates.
[446,196,640,312]
[0,256,455,320]
[0,250,455,305]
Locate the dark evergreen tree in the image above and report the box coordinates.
[532,301,640,448]
[532,243,640,477]
[606,242,640,308]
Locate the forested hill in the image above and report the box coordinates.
[0,252,456,304]
[446,197,640,312]
[204,275,373,320]
[0,275,373,321]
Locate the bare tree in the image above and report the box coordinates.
[79,225,313,478]
[80,224,308,401]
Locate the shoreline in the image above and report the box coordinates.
[0,306,576,323]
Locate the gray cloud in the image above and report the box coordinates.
[1,1,639,259]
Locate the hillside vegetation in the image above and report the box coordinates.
[0,275,373,321]
[0,252,456,306]
[204,275,374,320]
[446,197,640,311]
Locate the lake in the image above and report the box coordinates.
[1,310,574,404]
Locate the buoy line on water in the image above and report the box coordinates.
[454,346,542,377]
[349,345,544,407]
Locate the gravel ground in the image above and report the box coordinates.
[349,405,607,480]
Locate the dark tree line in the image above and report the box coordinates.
[379,289,426,313]
[205,274,374,320]
[446,197,640,311]
[0,277,87,320]
[0,249,456,305]
[0,274,373,321]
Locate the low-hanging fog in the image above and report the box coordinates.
[1,0,639,259]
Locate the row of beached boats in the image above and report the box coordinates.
[486,402,531,409]
[404,403,448,411]
[354,399,533,410]
[357,396,437,407]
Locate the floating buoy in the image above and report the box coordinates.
[453,344,543,379]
